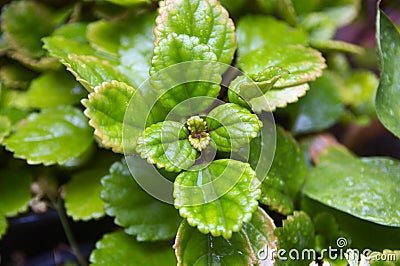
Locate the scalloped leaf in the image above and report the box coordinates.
[303,145,400,227]
[65,169,106,221]
[101,159,181,241]
[137,121,198,172]
[206,103,262,152]
[90,231,177,266]
[175,207,277,265]
[4,106,93,166]
[0,115,11,143]
[291,71,344,134]
[275,211,315,266]
[87,13,156,88]
[43,36,127,91]
[154,0,236,65]
[82,80,136,153]
[150,33,222,110]
[0,212,7,239]
[0,170,31,217]
[255,127,306,215]
[237,15,308,57]
[174,159,261,239]
[27,71,86,109]
[375,9,400,139]
[238,45,326,88]
[1,1,56,59]
[249,83,310,113]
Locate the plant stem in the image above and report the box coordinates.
[52,198,87,266]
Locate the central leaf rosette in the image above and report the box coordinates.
[136,102,262,172]
[186,116,210,151]
[136,101,263,238]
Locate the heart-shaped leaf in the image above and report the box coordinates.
[255,127,306,215]
[82,80,136,153]
[237,15,308,56]
[154,0,236,65]
[137,121,198,172]
[101,159,181,241]
[275,211,315,266]
[65,169,106,221]
[206,103,262,152]
[90,231,177,266]
[375,8,400,138]
[4,106,93,165]
[27,71,86,109]
[303,145,400,227]
[175,207,277,265]
[238,45,326,88]
[0,170,31,217]
[174,159,261,239]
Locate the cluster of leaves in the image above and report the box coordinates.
[0,0,399,265]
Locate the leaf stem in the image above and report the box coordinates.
[51,198,88,266]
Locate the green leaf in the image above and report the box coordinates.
[27,71,86,109]
[64,55,130,92]
[52,22,89,43]
[310,39,364,54]
[0,115,11,143]
[82,80,135,153]
[291,71,344,134]
[101,159,181,241]
[275,211,315,266]
[154,0,236,65]
[174,159,261,239]
[90,231,177,266]
[102,0,150,6]
[4,106,93,166]
[375,8,400,138]
[238,45,326,88]
[257,127,306,214]
[87,13,156,88]
[206,103,262,152]
[299,12,336,41]
[0,63,37,89]
[137,121,198,172]
[0,212,7,239]
[250,83,310,113]
[1,1,56,58]
[65,169,106,221]
[301,197,400,251]
[150,34,222,110]
[175,207,277,265]
[303,145,400,227]
[0,108,28,125]
[43,36,128,91]
[227,67,289,110]
[0,170,32,217]
[292,0,360,27]
[236,16,308,57]
[340,70,378,121]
